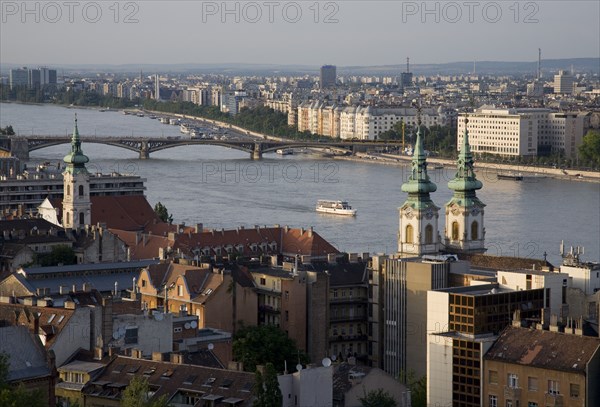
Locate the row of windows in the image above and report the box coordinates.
[488,371,580,398]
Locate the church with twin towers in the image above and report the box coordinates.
[397,115,486,256]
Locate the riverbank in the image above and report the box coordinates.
[333,152,600,183]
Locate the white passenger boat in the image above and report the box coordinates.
[276,149,293,155]
[316,200,357,216]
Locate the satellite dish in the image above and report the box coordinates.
[296,364,303,372]
[190,321,198,329]
[322,358,332,367]
[184,322,191,329]
[208,343,214,350]
[331,355,337,361]
[155,313,163,321]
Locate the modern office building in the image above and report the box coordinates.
[9,68,28,89]
[320,65,337,88]
[554,70,574,94]
[427,284,547,407]
[457,108,588,159]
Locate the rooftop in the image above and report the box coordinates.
[485,326,600,373]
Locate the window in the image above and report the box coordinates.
[528,377,538,391]
[124,327,138,344]
[452,221,459,240]
[488,370,498,385]
[425,224,433,244]
[406,224,414,244]
[78,185,84,196]
[471,221,479,240]
[260,278,266,286]
[570,383,580,398]
[527,403,538,407]
[79,212,85,225]
[508,373,519,388]
[66,185,70,196]
[506,401,512,407]
[177,285,183,296]
[548,380,559,395]
[66,212,70,225]
[489,395,497,407]
[142,280,146,288]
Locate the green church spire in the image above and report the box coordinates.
[401,114,437,198]
[448,116,483,196]
[63,114,89,174]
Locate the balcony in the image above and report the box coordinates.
[503,386,521,400]
[544,393,563,407]
[330,314,366,323]
[329,334,367,343]
[329,296,368,304]
[258,305,280,314]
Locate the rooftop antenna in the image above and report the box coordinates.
[473,60,476,75]
[559,240,564,257]
[406,57,410,73]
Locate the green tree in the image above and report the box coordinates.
[153,202,173,224]
[399,370,426,407]
[253,363,282,407]
[359,388,397,407]
[121,375,168,407]
[232,325,309,373]
[0,352,45,407]
[0,125,15,136]
[33,245,77,267]
[578,129,600,167]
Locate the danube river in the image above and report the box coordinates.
[1,102,599,266]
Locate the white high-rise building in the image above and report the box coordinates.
[458,108,588,159]
[554,70,574,94]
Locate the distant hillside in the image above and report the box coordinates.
[1,58,598,76]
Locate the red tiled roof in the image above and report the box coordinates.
[172,227,338,258]
[109,229,172,260]
[90,196,161,231]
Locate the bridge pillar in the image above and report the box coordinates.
[10,138,30,161]
[251,142,262,160]
[139,141,150,160]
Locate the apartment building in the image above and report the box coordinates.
[458,108,588,159]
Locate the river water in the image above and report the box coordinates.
[1,102,599,266]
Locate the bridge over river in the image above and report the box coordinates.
[5,136,404,160]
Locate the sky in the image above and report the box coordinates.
[1,0,599,67]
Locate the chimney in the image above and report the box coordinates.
[170,353,183,364]
[300,228,305,235]
[64,301,76,309]
[82,282,91,293]
[152,352,164,362]
[308,226,313,237]
[72,284,77,293]
[135,232,141,245]
[33,313,40,335]
[108,346,120,357]
[549,314,560,332]
[131,349,143,359]
[512,310,522,327]
[142,234,147,246]
[93,346,103,361]
[195,223,203,233]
